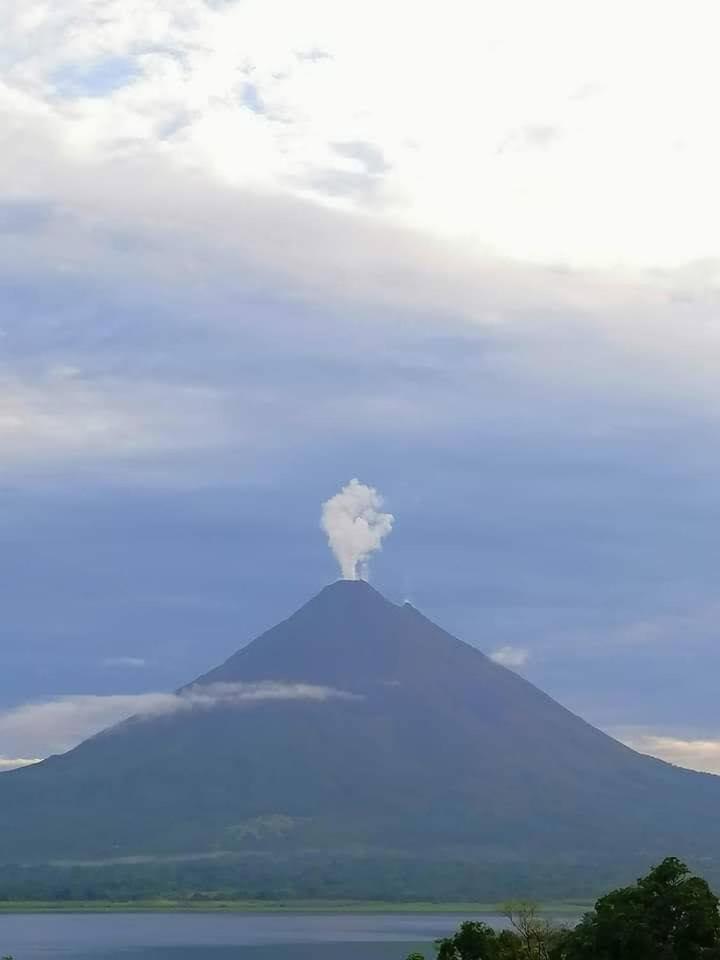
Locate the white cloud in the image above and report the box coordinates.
[0,683,361,763]
[0,368,229,465]
[102,657,147,668]
[5,0,720,269]
[0,757,41,772]
[490,646,530,669]
[2,0,720,468]
[611,728,720,775]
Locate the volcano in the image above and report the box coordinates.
[2,580,720,895]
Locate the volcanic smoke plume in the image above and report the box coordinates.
[321,479,394,580]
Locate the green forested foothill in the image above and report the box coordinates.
[0,854,690,903]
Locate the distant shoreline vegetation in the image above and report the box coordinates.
[0,854,705,904]
[0,899,588,915]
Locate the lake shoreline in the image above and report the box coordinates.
[0,899,589,915]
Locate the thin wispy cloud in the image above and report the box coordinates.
[102,657,147,668]
[0,369,229,465]
[0,684,361,766]
[490,646,530,669]
[0,757,42,772]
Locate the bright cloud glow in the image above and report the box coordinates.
[2,0,720,459]
[4,0,720,269]
[613,729,720,776]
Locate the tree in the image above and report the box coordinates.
[408,910,561,960]
[553,857,720,960]
[436,920,508,959]
[405,920,508,960]
[503,900,559,960]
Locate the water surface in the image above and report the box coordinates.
[0,912,505,960]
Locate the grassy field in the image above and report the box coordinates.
[0,898,591,915]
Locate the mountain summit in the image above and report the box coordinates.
[2,581,720,890]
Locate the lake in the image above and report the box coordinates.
[0,912,513,959]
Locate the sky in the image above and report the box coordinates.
[3,0,720,774]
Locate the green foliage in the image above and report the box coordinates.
[552,857,720,960]
[436,920,504,959]
[432,916,562,960]
[405,861,720,960]
[0,856,682,903]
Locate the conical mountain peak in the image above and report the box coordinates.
[5,578,720,881]
[318,577,381,594]
[308,577,392,610]
[194,578,419,692]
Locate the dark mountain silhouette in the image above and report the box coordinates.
[2,580,720,884]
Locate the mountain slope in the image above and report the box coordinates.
[2,580,720,874]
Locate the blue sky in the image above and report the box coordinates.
[3,0,720,774]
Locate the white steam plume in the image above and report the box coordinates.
[321,479,394,580]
